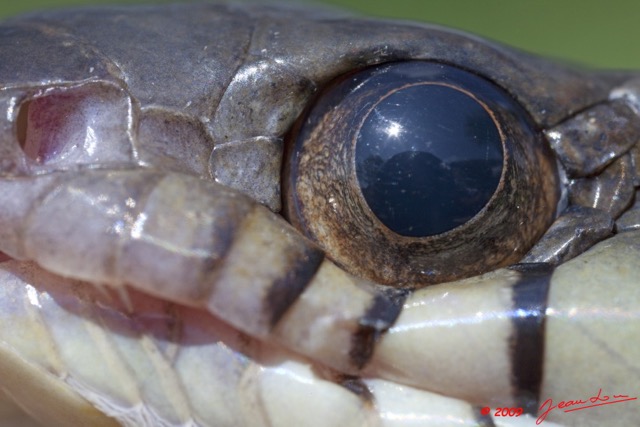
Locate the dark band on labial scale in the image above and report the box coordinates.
[507,262,554,415]
[265,244,325,327]
[472,406,496,427]
[199,202,251,278]
[349,287,411,369]
[338,375,375,406]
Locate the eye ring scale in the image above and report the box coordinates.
[285,61,560,287]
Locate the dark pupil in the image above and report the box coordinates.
[355,83,503,237]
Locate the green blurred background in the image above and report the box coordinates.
[1,0,639,69]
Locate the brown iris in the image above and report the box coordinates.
[284,62,559,288]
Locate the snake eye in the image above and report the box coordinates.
[284,61,559,287]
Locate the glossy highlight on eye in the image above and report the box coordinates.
[355,82,503,237]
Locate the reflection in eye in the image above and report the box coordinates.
[285,61,560,287]
[356,82,503,237]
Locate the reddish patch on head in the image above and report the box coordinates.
[18,93,81,164]
[15,83,133,168]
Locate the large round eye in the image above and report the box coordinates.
[284,61,559,287]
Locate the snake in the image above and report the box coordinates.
[0,3,638,426]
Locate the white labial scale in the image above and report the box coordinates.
[117,172,253,304]
[166,308,259,426]
[21,171,160,284]
[0,263,118,426]
[0,259,566,427]
[367,380,565,427]
[0,259,311,426]
[0,259,483,427]
[163,302,364,427]
[541,230,640,427]
[0,260,263,426]
[250,360,371,427]
[0,175,59,259]
[2,167,385,375]
[274,260,376,373]
[367,269,519,406]
[367,380,477,427]
[14,265,144,413]
[206,204,314,337]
